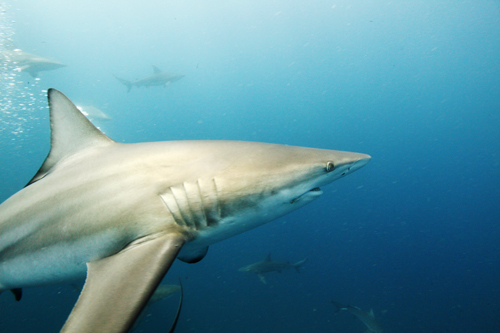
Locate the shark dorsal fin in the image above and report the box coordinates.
[26,89,114,186]
[368,308,375,318]
[152,65,162,74]
[264,253,272,262]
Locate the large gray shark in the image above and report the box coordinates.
[331,301,384,333]
[239,254,308,284]
[114,66,185,92]
[0,49,66,77]
[0,89,370,332]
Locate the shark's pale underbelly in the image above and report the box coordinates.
[0,229,125,291]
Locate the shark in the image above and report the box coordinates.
[0,49,66,77]
[114,65,185,92]
[131,283,182,333]
[0,89,370,332]
[148,284,181,304]
[70,282,182,332]
[331,301,384,333]
[238,254,308,284]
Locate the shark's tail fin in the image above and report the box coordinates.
[331,300,347,313]
[113,75,133,92]
[292,258,308,273]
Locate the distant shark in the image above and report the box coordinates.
[131,283,182,333]
[0,49,66,77]
[114,66,185,92]
[0,89,370,332]
[239,254,308,284]
[148,284,181,304]
[331,301,384,333]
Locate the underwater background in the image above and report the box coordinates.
[0,1,499,332]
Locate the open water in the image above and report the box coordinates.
[0,1,499,332]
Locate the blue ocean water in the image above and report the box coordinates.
[0,1,499,332]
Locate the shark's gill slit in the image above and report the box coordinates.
[171,186,196,230]
[202,178,221,226]
[159,191,186,227]
[195,179,210,229]
[182,182,203,230]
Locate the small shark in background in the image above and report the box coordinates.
[239,254,308,284]
[76,105,112,121]
[148,284,181,304]
[331,301,384,333]
[114,65,185,92]
[0,49,66,77]
[0,89,369,332]
[131,283,182,333]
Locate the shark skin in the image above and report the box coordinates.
[71,282,182,332]
[76,105,112,121]
[114,65,185,92]
[239,254,308,284]
[0,49,66,77]
[0,89,370,332]
[332,301,384,333]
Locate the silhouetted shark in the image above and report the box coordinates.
[239,254,308,284]
[0,49,66,77]
[114,65,184,92]
[332,301,384,333]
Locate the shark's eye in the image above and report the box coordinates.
[326,161,335,172]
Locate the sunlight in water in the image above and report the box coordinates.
[0,1,45,139]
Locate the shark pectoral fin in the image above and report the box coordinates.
[10,288,22,301]
[293,258,307,273]
[129,303,151,333]
[177,246,209,263]
[331,301,346,312]
[258,274,267,284]
[19,66,38,77]
[61,233,186,333]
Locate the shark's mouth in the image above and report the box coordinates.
[290,187,323,204]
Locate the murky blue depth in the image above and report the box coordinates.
[1,1,499,332]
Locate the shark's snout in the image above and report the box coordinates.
[349,155,371,173]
